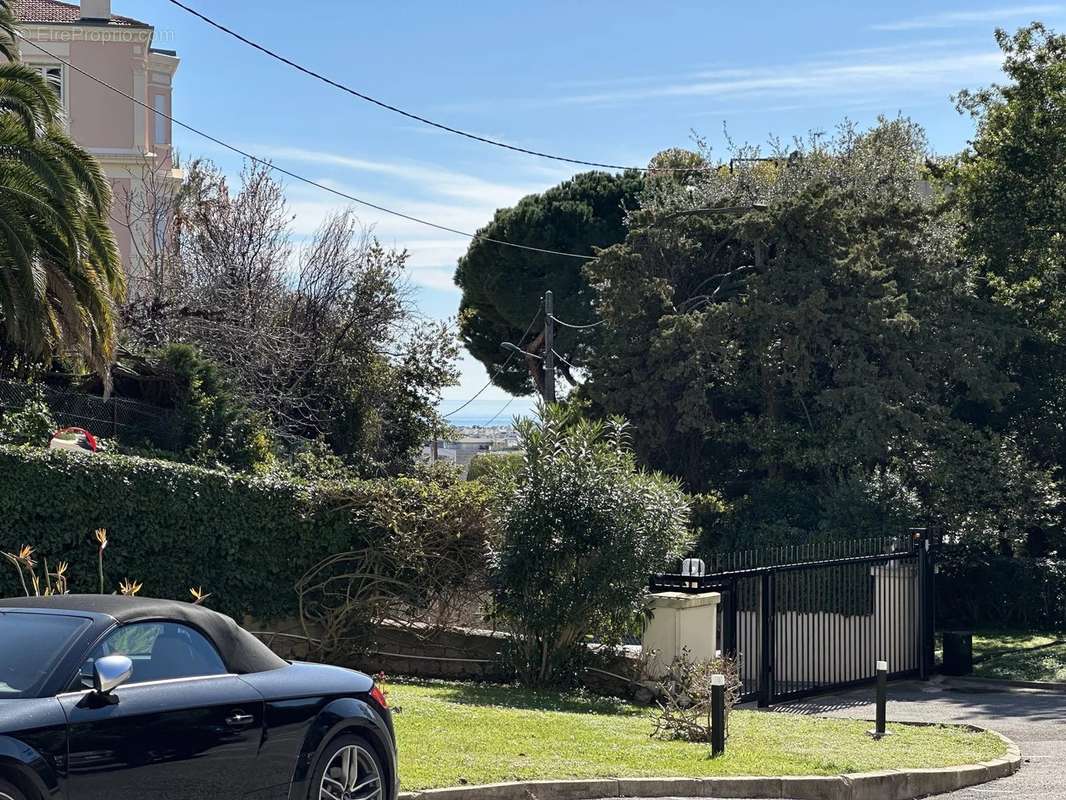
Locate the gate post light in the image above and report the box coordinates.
[710,673,726,757]
[682,557,706,589]
[867,660,891,739]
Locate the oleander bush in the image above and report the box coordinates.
[489,403,691,688]
[0,444,491,620]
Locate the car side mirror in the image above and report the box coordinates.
[93,655,133,695]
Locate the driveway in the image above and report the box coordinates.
[775,679,1066,798]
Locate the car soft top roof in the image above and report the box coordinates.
[0,595,288,674]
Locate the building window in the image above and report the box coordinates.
[33,65,63,102]
[153,94,168,145]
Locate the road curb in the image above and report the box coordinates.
[397,726,1021,800]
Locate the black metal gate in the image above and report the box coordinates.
[650,531,936,706]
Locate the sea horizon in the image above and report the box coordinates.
[436,396,537,429]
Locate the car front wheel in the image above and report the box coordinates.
[309,734,385,800]
[0,778,27,800]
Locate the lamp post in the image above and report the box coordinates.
[500,342,532,358]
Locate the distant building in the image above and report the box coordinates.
[421,437,494,475]
[13,0,182,292]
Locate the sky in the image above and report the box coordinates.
[119,0,1066,424]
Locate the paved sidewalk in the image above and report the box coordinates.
[776,679,1066,798]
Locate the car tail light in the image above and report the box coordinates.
[370,684,389,709]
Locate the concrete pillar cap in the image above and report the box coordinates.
[645,591,721,609]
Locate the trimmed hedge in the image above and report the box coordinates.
[0,445,490,620]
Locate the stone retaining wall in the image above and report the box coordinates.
[249,618,640,693]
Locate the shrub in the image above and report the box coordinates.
[650,650,742,743]
[284,438,353,482]
[466,452,522,482]
[0,444,491,620]
[156,343,276,472]
[490,403,691,687]
[0,391,56,446]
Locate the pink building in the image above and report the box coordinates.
[13,0,181,293]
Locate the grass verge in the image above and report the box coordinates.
[972,633,1066,683]
[936,629,1065,682]
[390,680,1006,791]
[971,630,1061,660]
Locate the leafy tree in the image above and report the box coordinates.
[951,23,1066,553]
[584,120,1043,548]
[124,160,459,474]
[953,24,1066,332]
[489,403,691,687]
[0,0,123,384]
[156,343,274,471]
[455,171,643,394]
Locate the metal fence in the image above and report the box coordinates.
[0,379,180,450]
[650,532,936,706]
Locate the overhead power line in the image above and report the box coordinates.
[441,305,542,420]
[16,35,593,262]
[482,396,516,427]
[551,349,582,374]
[164,0,692,174]
[548,314,607,330]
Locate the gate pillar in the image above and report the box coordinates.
[641,591,720,676]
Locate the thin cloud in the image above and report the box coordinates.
[407,266,462,293]
[285,179,500,294]
[821,38,980,59]
[871,5,1061,31]
[249,144,543,208]
[555,51,1003,107]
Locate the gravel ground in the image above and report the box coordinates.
[775,679,1066,798]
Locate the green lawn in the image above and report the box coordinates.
[936,629,1066,682]
[972,630,1061,660]
[970,630,1066,683]
[390,680,1006,791]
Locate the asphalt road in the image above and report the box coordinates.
[775,679,1066,798]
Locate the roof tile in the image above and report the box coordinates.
[12,0,148,27]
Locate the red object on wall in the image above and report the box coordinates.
[50,427,98,452]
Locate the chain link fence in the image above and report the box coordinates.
[0,379,180,450]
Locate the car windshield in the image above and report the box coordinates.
[0,611,89,698]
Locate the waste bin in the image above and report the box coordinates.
[942,631,973,676]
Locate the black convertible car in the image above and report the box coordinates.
[0,595,397,800]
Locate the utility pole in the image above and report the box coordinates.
[543,290,556,403]
[499,291,557,404]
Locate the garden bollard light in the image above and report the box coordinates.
[710,673,726,757]
[867,660,890,739]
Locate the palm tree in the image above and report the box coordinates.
[0,0,124,385]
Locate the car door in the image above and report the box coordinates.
[58,621,265,800]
